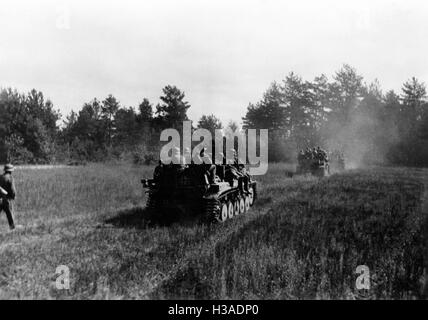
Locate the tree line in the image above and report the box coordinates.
[243,64,428,166]
[1,64,428,166]
[0,85,232,165]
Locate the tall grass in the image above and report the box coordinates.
[0,164,427,299]
[155,167,428,299]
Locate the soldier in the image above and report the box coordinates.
[320,146,329,162]
[153,160,164,183]
[215,151,226,181]
[228,149,242,176]
[305,147,314,165]
[164,147,186,187]
[225,149,240,186]
[316,146,325,162]
[200,148,216,184]
[171,147,186,166]
[0,164,17,231]
[189,152,203,184]
[184,147,192,164]
[231,149,250,191]
[309,147,316,163]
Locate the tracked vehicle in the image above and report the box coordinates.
[311,160,330,177]
[142,164,257,223]
[296,159,330,177]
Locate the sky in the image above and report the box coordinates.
[1,0,428,125]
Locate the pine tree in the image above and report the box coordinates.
[155,85,190,129]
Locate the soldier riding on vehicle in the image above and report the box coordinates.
[296,146,330,177]
[142,146,257,223]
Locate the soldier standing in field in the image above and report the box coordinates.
[0,164,17,231]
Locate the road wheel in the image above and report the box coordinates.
[219,203,228,222]
[234,199,240,215]
[239,197,246,214]
[227,201,234,219]
[245,195,251,212]
[248,187,254,206]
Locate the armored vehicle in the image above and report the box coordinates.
[142,163,257,223]
[296,159,330,177]
[296,147,330,177]
[311,160,330,177]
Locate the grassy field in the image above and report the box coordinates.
[0,163,427,299]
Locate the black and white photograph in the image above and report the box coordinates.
[1,0,428,305]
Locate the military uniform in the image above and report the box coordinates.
[317,147,328,162]
[230,149,250,191]
[0,164,16,230]
[197,148,215,184]
[215,152,226,181]
[153,161,164,182]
